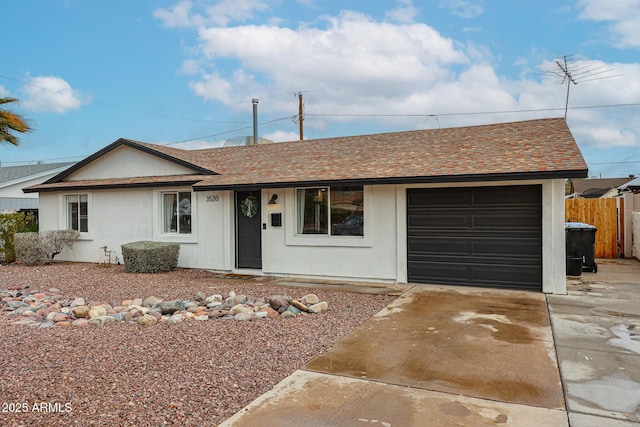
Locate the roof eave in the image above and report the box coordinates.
[193,169,589,191]
[24,179,204,193]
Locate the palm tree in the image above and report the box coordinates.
[0,97,31,146]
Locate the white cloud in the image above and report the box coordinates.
[0,85,10,97]
[203,0,270,26]
[264,130,299,142]
[22,76,88,113]
[577,0,640,47]
[154,0,270,28]
[193,11,468,106]
[156,2,640,158]
[180,59,204,75]
[438,0,485,19]
[572,124,638,148]
[154,1,200,28]
[167,139,223,150]
[386,0,420,24]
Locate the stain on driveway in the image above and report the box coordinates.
[305,285,564,410]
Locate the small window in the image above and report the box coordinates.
[163,191,192,234]
[67,194,88,232]
[297,186,363,236]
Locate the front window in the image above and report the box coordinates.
[67,194,88,232]
[297,186,363,236]
[163,191,192,234]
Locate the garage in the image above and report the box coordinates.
[407,185,542,290]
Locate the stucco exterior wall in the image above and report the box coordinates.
[38,188,232,270]
[261,179,566,292]
[621,192,640,258]
[38,178,568,293]
[261,185,398,282]
[633,212,640,260]
[2,176,46,198]
[67,146,194,180]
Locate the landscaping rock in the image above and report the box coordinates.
[234,312,255,321]
[309,301,329,313]
[159,300,185,315]
[301,294,320,305]
[70,297,85,307]
[287,305,302,315]
[88,316,116,327]
[72,319,89,327]
[290,299,309,312]
[1,286,331,328]
[142,296,163,307]
[138,314,157,326]
[72,305,90,318]
[52,313,69,323]
[259,307,279,318]
[108,313,127,322]
[88,306,107,319]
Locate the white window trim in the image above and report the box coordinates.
[58,192,93,240]
[285,186,372,247]
[153,189,198,243]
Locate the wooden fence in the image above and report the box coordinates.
[565,198,619,258]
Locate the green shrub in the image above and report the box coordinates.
[121,241,180,273]
[0,212,35,263]
[15,230,80,265]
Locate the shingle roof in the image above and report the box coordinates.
[26,118,588,193]
[619,177,640,190]
[571,177,635,195]
[0,162,75,185]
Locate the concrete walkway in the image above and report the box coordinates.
[548,258,640,426]
[221,259,640,426]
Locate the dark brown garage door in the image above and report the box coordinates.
[407,185,542,290]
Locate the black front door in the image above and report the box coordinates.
[236,190,262,269]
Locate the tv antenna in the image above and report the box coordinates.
[540,55,621,119]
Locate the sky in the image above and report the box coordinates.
[1,0,639,178]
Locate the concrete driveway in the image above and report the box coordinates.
[222,259,640,427]
[548,258,640,427]
[223,285,568,426]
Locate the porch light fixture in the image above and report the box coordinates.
[268,194,278,205]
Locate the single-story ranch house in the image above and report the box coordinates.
[25,118,588,294]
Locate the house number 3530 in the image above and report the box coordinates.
[206,195,219,202]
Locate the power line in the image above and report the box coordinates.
[588,160,640,165]
[305,102,640,119]
[0,116,293,164]
[164,116,292,145]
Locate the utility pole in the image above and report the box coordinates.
[295,92,304,140]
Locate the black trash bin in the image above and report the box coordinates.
[565,222,598,274]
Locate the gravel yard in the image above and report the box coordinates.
[0,263,395,426]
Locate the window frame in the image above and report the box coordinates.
[286,186,372,248]
[154,189,197,243]
[161,190,193,235]
[296,186,364,237]
[65,193,90,234]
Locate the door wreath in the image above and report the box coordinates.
[241,196,258,218]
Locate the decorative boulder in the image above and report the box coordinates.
[121,241,180,273]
